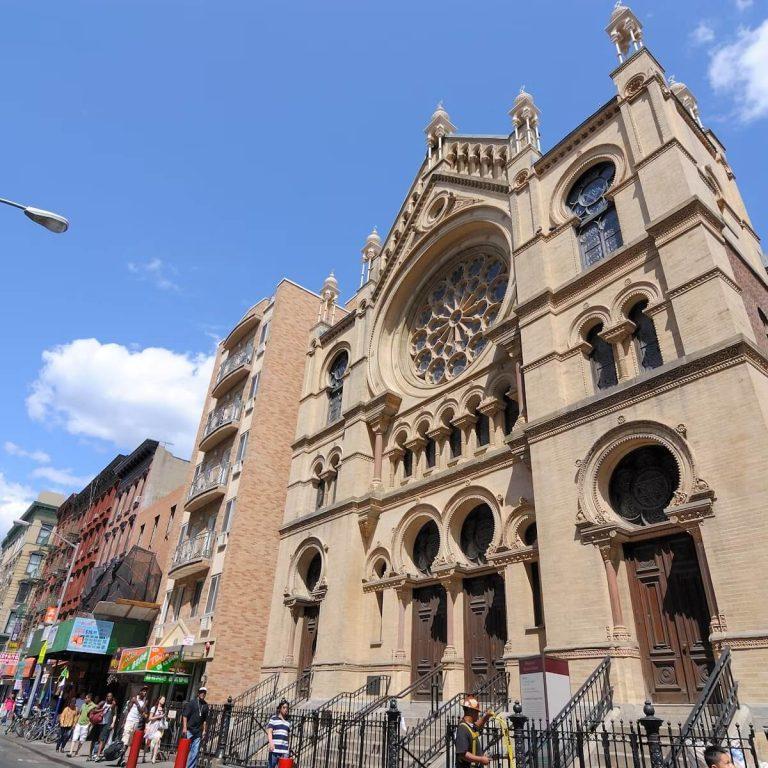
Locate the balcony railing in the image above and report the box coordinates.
[171,530,215,571]
[202,401,242,442]
[187,464,230,502]
[216,345,253,385]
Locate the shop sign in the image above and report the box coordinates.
[66,618,113,654]
[0,652,20,666]
[21,657,36,678]
[146,647,182,674]
[118,647,151,673]
[143,673,189,685]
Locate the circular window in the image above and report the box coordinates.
[460,504,494,564]
[426,196,447,223]
[608,446,679,526]
[413,520,440,574]
[408,249,509,385]
[304,552,322,592]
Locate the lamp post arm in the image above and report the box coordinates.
[0,197,27,211]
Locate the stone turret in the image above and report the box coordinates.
[605,2,644,64]
[360,227,382,287]
[509,87,541,155]
[317,271,340,326]
[424,102,457,163]
[669,77,703,128]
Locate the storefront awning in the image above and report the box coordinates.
[24,617,149,659]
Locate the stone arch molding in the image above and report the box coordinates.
[610,281,662,324]
[364,545,392,581]
[576,420,710,534]
[391,503,444,575]
[286,536,329,599]
[549,143,628,228]
[442,486,503,567]
[569,305,612,348]
[502,500,536,550]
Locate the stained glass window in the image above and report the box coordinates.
[409,250,509,385]
[460,504,494,564]
[413,520,440,574]
[567,162,623,268]
[327,351,348,424]
[629,300,663,370]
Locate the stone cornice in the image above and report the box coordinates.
[318,310,358,346]
[524,336,768,445]
[666,267,741,301]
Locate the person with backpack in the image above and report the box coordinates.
[453,697,492,767]
[93,693,117,761]
[68,693,97,757]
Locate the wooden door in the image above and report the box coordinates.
[463,574,508,692]
[411,585,447,700]
[625,535,714,704]
[297,605,319,698]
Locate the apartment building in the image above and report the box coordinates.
[153,279,318,699]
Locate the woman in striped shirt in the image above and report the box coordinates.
[266,699,291,768]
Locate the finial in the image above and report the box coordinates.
[642,700,655,717]
[512,701,523,715]
[520,84,526,94]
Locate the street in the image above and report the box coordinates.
[0,735,68,768]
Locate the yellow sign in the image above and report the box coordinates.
[37,641,47,665]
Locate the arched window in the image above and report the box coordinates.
[413,520,440,574]
[304,552,322,592]
[567,162,622,268]
[522,522,537,546]
[460,504,494,564]
[449,424,462,458]
[425,437,436,469]
[587,324,618,390]
[503,393,519,435]
[629,300,663,370]
[402,448,413,478]
[474,409,490,447]
[758,308,768,343]
[327,351,348,424]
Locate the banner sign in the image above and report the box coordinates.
[66,618,113,655]
[143,673,189,685]
[117,646,188,675]
[146,647,181,673]
[117,647,151,673]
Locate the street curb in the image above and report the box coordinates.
[0,733,73,767]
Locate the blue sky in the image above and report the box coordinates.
[1,0,766,535]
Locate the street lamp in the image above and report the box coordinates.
[0,197,69,233]
[12,520,79,714]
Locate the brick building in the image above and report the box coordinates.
[257,2,768,723]
[153,279,318,698]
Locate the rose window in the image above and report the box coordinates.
[409,250,508,385]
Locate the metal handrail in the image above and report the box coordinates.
[551,655,612,731]
[187,464,229,501]
[171,530,215,569]
[664,647,738,768]
[216,345,253,384]
[231,672,279,708]
[203,400,242,439]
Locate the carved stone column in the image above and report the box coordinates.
[372,426,386,486]
[428,425,450,471]
[284,604,300,665]
[454,413,477,455]
[479,398,503,446]
[599,542,629,639]
[406,436,426,479]
[394,586,409,662]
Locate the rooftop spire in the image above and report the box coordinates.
[605,3,644,64]
[508,89,541,154]
[424,102,457,164]
[360,227,382,287]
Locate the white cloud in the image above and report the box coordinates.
[0,473,35,539]
[30,466,91,488]
[3,441,50,464]
[27,339,215,458]
[127,258,181,292]
[709,19,768,122]
[691,21,715,45]
[735,0,753,11]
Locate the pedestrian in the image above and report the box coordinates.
[144,696,167,764]
[2,691,16,724]
[454,696,492,767]
[94,692,117,761]
[704,746,734,768]
[121,685,149,748]
[68,692,97,757]
[86,696,102,761]
[181,686,209,768]
[57,698,78,753]
[266,699,291,768]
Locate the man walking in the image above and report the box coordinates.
[68,693,96,758]
[181,686,209,768]
[453,697,492,767]
[122,686,149,748]
[266,699,291,768]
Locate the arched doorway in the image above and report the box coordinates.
[615,446,714,703]
[297,552,322,698]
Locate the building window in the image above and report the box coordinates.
[315,479,325,510]
[567,162,622,268]
[222,498,236,533]
[149,515,160,548]
[528,561,544,627]
[236,431,249,463]
[248,372,260,400]
[138,524,145,545]
[759,308,768,342]
[258,321,271,348]
[413,520,440,575]
[475,410,490,447]
[402,448,413,478]
[36,524,53,546]
[14,582,31,605]
[425,438,436,468]
[25,553,42,577]
[449,425,462,458]
[204,574,221,615]
[503,394,519,435]
[587,324,618,390]
[165,506,176,539]
[629,300,663,370]
[172,587,184,621]
[327,351,348,424]
[190,580,204,617]
[460,504,494,564]
[3,611,18,636]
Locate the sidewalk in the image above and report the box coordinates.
[0,732,176,768]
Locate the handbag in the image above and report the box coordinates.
[88,707,104,725]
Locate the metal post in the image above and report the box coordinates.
[386,698,401,768]
[510,701,528,768]
[638,700,664,768]
[215,697,232,760]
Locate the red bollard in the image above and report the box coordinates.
[125,730,144,768]
[277,759,295,768]
[174,737,191,768]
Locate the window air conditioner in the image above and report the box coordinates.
[216,532,228,549]
[200,615,212,631]
[231,461,243,476]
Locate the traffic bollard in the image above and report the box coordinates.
[125,730,144,768]
[277,759,295,768]
[174,737,191,768]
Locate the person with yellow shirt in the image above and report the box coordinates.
[57,699,78,753]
